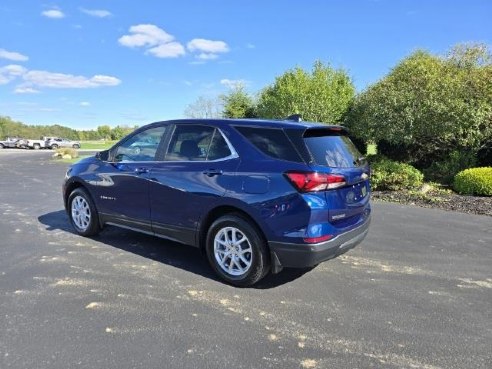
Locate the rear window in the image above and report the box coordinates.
[234,126,302,162]
[304,133,365,168]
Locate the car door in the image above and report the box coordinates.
[148,124,240,245]
[92,125,168,232]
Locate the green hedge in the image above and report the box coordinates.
[453,167,492,196]
[370,156,424,191]
[423,150,477,184]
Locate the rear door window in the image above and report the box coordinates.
[165,125,232,161]
[234,126,302,162]
[304,131,365,168]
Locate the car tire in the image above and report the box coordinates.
[206,214,270,287]
[0,144,4,149]
[68,188,101,237]
[73,144,80,149]
[51,144,58,150]
[33,143,40,150]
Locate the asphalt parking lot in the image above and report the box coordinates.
[1,150,491,369]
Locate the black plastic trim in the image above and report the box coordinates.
[268,215,371,268]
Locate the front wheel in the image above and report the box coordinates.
[68,188,101,236]
[73,144,80,149]
[51,144,58,150]
[206,214,270,287]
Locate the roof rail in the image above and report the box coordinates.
[285,114,302,122]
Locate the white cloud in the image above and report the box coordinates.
[187,39,229,53]
[118,25,231,61]
[80,8,112,18]
[41,9,65,19]
[1,64,121,92]
[21,71,121,88]
[14,86,40,94]
[0,64,27,85]
[119,24,175,48]
[0,48,28,62]
[147,42,185,58]
[220,79,248,89]
[246,43,255,49]
[80,101,91,106]
[118,24,186,59]
[197,53,218,60]
[187,39,229,60]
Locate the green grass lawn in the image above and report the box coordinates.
[80,140,116,150]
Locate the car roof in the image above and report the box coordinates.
[147,118,343,130]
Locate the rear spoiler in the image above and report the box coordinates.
[303,126,349,137]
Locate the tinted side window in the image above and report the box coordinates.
[234,126,302,162]
[207,130,232,160]
[114,126,167,162]
[304,135,365,168]
[165,125,216,161]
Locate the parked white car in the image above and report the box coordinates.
[26,138,47,149]
[47,138,81,149]
[0,137,27,149]
[26,136,80,149]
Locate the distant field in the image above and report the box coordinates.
[80,140,116,150]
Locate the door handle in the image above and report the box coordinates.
[203,169,223,177]
[134,167,149,174]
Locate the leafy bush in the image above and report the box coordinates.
[477,143,492,167]
[423,150,477,184]
[256,60,355,123]
[345,44,492,173]
[370,157,424,191]
[376,140,411,163]
[453,167,492,196]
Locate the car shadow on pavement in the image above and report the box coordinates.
[38,210,311,289]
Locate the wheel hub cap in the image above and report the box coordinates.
[214,226,253,276]
[71,195,91,231]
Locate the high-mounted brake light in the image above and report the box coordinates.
[285,171,346,192]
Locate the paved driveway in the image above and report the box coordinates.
[1,151,491,369]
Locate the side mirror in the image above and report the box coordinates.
[96,149,110,161]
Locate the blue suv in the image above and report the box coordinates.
[63,118,371,286]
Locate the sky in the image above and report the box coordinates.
[0,0,491,130]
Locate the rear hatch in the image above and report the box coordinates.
[301,127,370,226]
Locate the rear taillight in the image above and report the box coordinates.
[284,171,346,192]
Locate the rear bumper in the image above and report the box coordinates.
[268,215,371,270]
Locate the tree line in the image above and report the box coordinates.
[0,116,136,141]
[185,43,492,181]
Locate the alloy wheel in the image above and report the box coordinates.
[71,195,91,232]
[214,226,253,276]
